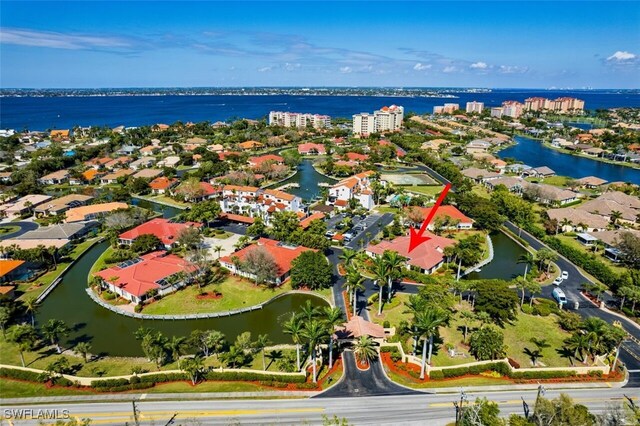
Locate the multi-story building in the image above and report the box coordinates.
[490,107,504,118]
[465,101,484,114]
[433,103,460,114]
[523,97,584,113]
[268,111,331,129]
[353,105,404,135]
[219,185,303,224]
[502,101,524,118]
[328,171,376,210]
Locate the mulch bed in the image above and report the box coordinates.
[196,292,223,300]
[355,359,370,370]
[380,352,423,382]
[343,291,353,320]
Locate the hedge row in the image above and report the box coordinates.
[205,370,306,383]
[428,362,581,380]
[544,237,619,289]
[0,368,76,387]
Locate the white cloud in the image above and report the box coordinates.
[339,66,352,74]
[283,62,301,71]
[607,51,636,62]
[0,27,131,50]
[470,62,488,69]
[442,66,457,73]
[499,65,528,74]
[413,62,431,71]
[257,66,272,72]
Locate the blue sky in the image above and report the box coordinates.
[1,1,639,88]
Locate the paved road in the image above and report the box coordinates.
[0,221,38,240]
[3,388,637,425]
[344,213,393,250]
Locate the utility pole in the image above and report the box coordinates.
[132,401,140,426]
[452,390,467,425]
[533,384,545,417]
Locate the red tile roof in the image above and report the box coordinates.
[95,251,197,297]
[249,154,284,166]
[219,238,314,278]
[221,213,255,224]
[298,143,326,154]
[149,177,178,190]
[119,218,201,246]
[300,212,325,229]
[366,233,455,272]
[345,152,369,161]
[405,205,473,225]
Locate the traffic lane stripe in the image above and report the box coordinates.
[69,407,325,418]
[428,396,636,408]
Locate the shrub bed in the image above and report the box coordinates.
[205,370,306,383]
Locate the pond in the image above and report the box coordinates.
[36,240,329,357]
[131,197,184,219]
[269,159,337,202]
[499,136,640,185]
[466,231,528,281]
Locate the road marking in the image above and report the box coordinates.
[429,396,635,409]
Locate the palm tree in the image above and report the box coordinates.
[182,356,206,385]
[353,336,378,366]
[299,299,319,324]
[459,310,476,343]
[339,248,357,268]
[523,347,543,367]
[559,218,573,233]
[322,306,344,369]
[303,320,329,383]
[42,319,69,354]
[515,277,528,307]
[23,297,38,327]
[370,256,389,316]
[214,245,223,259]
[222,345,244,368]
[565,333,590,364]
[610,210,623,226]
[414,309,449,379]
[75,342,92,363]
[282,314,304,371]
[527,281,542,307]
[252,334,270,371]
[517,252,535,279]
[167,336,188,368]
[7,324,38,367]
[583,317,608,360]
[350,275,366,318]
[382,250,405,303]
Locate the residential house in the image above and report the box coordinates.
[50,129,70,142]
[577,191,640,225]
[590,229,640,262]
[39,170,69,185]
[365,233,456,275]
[129,158,156,171]
[219,238,314,285]
[159,156,180,168]
[0,260,32,283]
[546,208,609,232]
[173,181,220,202]
[84,157,112,170]
[149,177,179,194]
[461,167,501,183]
[132,168,163,180]
[238,140,263,150]
[140,145,160,156]
[34,194,94,216]
[524,183,579,206]
[2,194,52,217]
[65,202,128,222]
[0,172,12,183]
[16,221,98,242]
[117,145,138,156]
[420,139,450,151]
[219,185,303,223]
[119,218,202,249]
[576,176,608,189]
[248,154,284,168]
[100,169,135,185]
[298,143,327,155]
[105,156,131,170]
[300,212,325,229]
[525,166,556,178]
[95,251,199,304]
[405,205,473,230]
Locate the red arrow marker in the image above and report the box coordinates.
[408,183,452,253]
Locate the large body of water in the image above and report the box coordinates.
[1,90,639,130]
[499,136,640,185]
[466,232,527,281]
[270,159,336,202]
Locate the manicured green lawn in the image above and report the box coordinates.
[210,231,233,239]
[137,194,190,209]
[375,206,400,214]
[368,293,410,329]
[142,381,271,393]
[142,277,293,315]
[386,370,513,389]
[0,379,96,398]
[0,225,20,234]
[401,185,445,197]
[89,245,116,279]
[557,234,627,276]
[471,185,491,199]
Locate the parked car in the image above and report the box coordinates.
[325,231,337,237]
[561,271,569,280]
[552,288,567,305]
[343,232,355,242]
[552,276,563,286]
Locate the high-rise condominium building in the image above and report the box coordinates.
[269,111,331,128]
[353,105,404,136]
[466,101,484,114]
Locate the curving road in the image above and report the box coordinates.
[0,221,38,240]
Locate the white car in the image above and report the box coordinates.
[561,271,569,280]
[552,277,563,286]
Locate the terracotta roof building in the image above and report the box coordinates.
[404,205,473,230]
[219,238,314,285]
[248,154,284,168]
[95,251,198,304]
[66,202,128,222]
[149,177,178,194]
[365,233,455,275]
[119,218,202,249]
[0,260,29,284]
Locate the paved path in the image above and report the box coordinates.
[0,220,38,240]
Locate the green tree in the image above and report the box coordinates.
[75,341,92,363]
[23,297,38,327]
[370,255,389,316]
[254,333,271,371]
[353,335,377,365]
[322,306,344,369]
[290,251,332,290]
[270,210,301,242]
[7,324,39,367]
[469,326,506,361]
[130,233,162,254]
[181,200,221,225]
[167,335,189,367]
[282,313,305,371]
[303,320,329,383]
[532,394,595,426]
[382,249,406,303]
[474,280,519,326]
[0,305,12,336]
[42,319,70,354]
[239,246,279,286]
[414,308,448,379]
[338,248,357,267]
[140,330,169,369]
[182,356,206,385]
[517,252,535,278]
[459,397,504,426]
[176,226,203,250]
[246,216,266,237]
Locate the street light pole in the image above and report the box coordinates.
[534,384,546,417]
[453,390,467,425]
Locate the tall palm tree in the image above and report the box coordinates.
[350,275,366,318]
[414,309,449,379]
[75,342,92,363]
[282,314,304,371]
[23,297,38,327]
[214,245,223,259]
[299,299,319,324]
[7,324,38,367]
[404,295,427,355]
[167,336,188,368]
[382,250,405,303]
[565,333,590,364]
[322,306,344,369]
[42,319,69,354]
[254,334,271,371]
[583,317,607,360]
[370,256,389,316]
[610,210,623,226]
[353,336,378,366]
[339,248,357,268]
[515,277,528,307]
[303,320,329,383]
[459,310,476,343]
[517,252,535,279]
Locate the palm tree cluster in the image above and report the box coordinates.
[563,317,626,366]
[367,250,406,316]
[282,301,344,382]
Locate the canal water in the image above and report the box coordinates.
[131,197,184,219]
[499,136,640,185]
[270,159,337,202]
[466,232,528,281]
